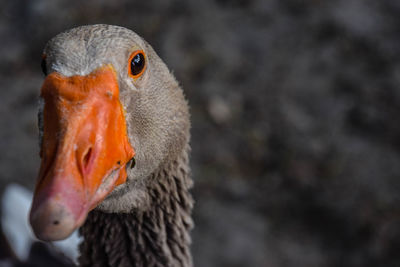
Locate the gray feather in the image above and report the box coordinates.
[42,24,193,266]
[79,145,193,267]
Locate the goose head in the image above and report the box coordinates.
[29,25,190,241]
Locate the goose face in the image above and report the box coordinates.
[29,25,190,241]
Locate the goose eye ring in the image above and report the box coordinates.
[128,50,146,78]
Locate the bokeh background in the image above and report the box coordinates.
[1,0,400,266]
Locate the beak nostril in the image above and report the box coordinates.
[83,147,93,171]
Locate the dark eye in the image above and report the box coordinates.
[41,56,47,76]
[129,51,146,78]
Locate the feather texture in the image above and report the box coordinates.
[79,146,193,267]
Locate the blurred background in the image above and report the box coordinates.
[0,0,400,266]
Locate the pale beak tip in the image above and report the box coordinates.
[29,199,78,241]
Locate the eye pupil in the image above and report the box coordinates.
[130,52,145,76]
[41,58,47,76]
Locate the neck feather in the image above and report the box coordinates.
[78,148,194,267]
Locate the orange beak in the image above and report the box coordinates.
[29,65,135,241]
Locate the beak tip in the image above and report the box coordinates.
[29,199,78,241]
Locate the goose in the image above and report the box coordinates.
[29,24,193,267]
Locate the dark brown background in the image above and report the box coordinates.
[0,0,399,266]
